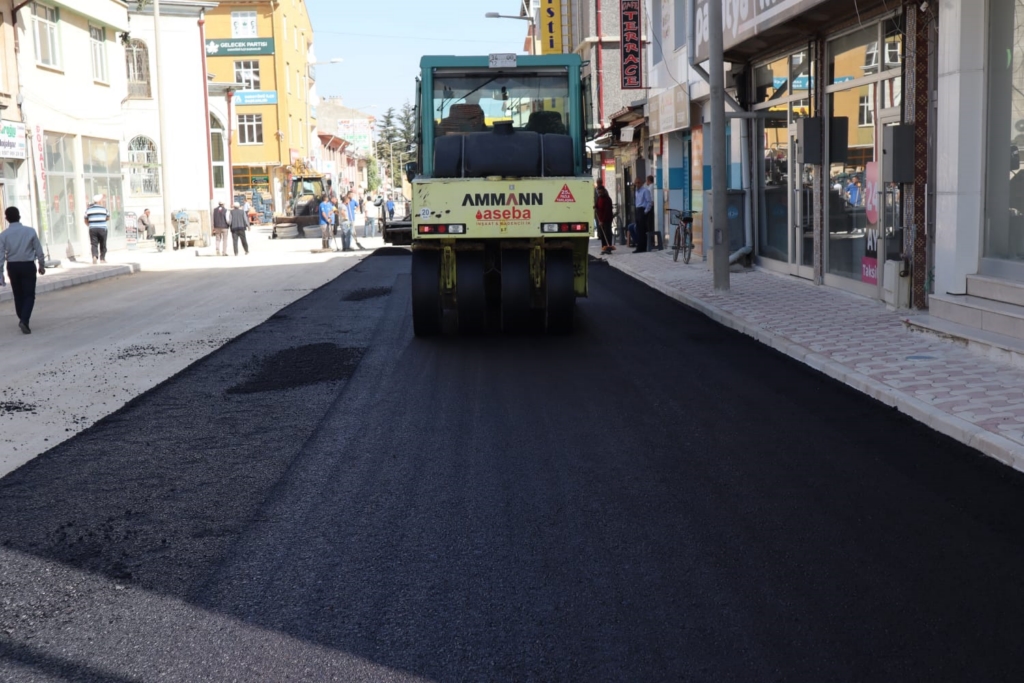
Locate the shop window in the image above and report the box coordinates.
[125,39,151,99]
[32,3,59,69]
[234,60,260,90]
[238,114,263,145]
[828,26,877,84]
[83,137,124,241]
[827,86,876,282]
[754,55,789,105]
[985,0,1024,262]
[90,25,107,83]
[43,132,76,248]
[128,136,159,195]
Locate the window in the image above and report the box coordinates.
[285,62,290,93]
[238,114,263,145]
[210,115,226,189]
[283,14,287,38]
[234,60,260,90]
[293,27,298,51]
[863,42,879,75]
[231,11,257,38]
[33,3,59,68]
[431,72,570,141]
[125,39,151,98]
[90,26,107,82]
[128,136,159,195]
[858,94,874,126]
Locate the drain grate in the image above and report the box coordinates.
[227,344,366,394]
[343,287,392,302]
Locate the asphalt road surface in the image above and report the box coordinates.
[2,250,1024,682]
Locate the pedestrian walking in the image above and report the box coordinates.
[386,196,395,220]
[595,184,615,255]
[318,194,335,250]
[364,194,379,238]
[347,194,362,249]
[340,193,356,251]
[229,202,250,255]
[138,208,155,240]
[0,207,45,334]
[85,194,110,264]
[212,200,230,256]
[632,176,653,253]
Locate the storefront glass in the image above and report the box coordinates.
[43,132,77,250]
[985,0,1024,263]
[754,49,812,265]
[233,166,270,193]
[826,20,901,285]
[83,137,124,246]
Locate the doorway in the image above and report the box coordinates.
[789,122,814,279]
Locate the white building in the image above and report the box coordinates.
[123,0,220,237]
[16,0,129,257]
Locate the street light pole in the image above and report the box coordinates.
[152,0,173,243]
[484,11,536,53]
[708,0,730,291]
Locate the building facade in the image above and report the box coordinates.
[16,0,129,258]
[0,1,26,221]
[123,0,219,238]
[204,0,313,212]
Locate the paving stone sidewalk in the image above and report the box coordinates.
[593,244,1024,472]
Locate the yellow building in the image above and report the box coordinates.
[204,0,313,210]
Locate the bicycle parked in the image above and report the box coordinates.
[669,209,694,263]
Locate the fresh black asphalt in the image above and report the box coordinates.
[2,250,1024,682]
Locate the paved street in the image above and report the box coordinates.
[0,229,378,476]
[2,250,1024,681]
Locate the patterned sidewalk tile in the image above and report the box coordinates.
[594,246,1024,471]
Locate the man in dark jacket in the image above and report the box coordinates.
[212,201,229,256]
[229,202,249,256]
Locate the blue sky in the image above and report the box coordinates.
[307,0,529,119]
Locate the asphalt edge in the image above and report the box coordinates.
[604,257,1024,475]
[0,262,141,303]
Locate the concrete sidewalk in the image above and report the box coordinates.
[592,242,1024,473]
[0,260,140,303]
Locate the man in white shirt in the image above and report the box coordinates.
[0,206,46,334]
[364,194,379,238]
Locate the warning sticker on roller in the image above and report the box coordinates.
[554,184,576,203]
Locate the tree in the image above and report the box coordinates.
[375,107,400,188]
[399,101,416,153]
[366,157,381,192]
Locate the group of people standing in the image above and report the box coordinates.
[210,200,252,256]
[317,191,397,251]
[594,174,659,255]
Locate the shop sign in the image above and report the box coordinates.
[862,161,879,284]
[620,0,643,89]
[205,38,274,56]
[539,0,564,54]
[0,121,25,159]
[234,90,278,106]
[693,0,828,63]
[649,84,690,137]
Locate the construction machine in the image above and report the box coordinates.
[391,53,593,335]
[272,160,330,240]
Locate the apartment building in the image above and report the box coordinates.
[204,0,313,211]
[16,0,128,256]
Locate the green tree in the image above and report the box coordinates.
[366,157,381,192]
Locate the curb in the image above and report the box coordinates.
[0,263,140,303]
[604,257,1024,474]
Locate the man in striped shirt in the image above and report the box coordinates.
[84,194,110,264]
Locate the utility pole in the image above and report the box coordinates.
[152,0,173,243]
[708,0,730,291]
